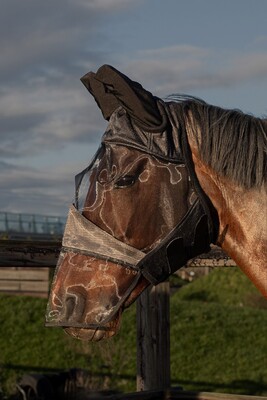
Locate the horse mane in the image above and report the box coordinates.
[168,95,267,189]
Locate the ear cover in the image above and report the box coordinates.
[81,64,163,129]
[81,71,120,121]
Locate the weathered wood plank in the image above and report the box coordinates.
[0,279,49,292]
[0,265,50,297]
[0,267,49,281]
[0,239,61,267]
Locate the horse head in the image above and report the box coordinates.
[46,65,267,341]
[46,66,203,340]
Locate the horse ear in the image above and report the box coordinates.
[80,71,120,120]
[81,65,164,129]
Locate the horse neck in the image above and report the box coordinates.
[188,139,267,298]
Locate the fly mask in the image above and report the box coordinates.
[46,65,219,330]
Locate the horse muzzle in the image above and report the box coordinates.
[45,207,144,340]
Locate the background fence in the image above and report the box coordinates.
[0,210,65,241]
[0,239,60,297]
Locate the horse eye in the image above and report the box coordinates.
[114,175,136,188]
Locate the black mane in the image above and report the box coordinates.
[170,96,267,189]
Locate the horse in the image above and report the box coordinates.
[46,65,267,341]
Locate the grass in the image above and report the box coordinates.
[0,268,267,397]
[0,294,137,397]
[169,268,267,395]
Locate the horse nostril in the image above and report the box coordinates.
[65,296,76,321]
[65,290,86,323]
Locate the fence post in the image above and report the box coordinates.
[136,281,170,391]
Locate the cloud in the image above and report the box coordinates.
[0,0,139,163]
[1,0,266,216]
[226,52,267,82]
[0,2,86,81]
[0,0,120,213]
[79,0,141,11]
[0,82,105,159]
[0,0,139,85]
[121,46,267,96]
[0,159,74,215]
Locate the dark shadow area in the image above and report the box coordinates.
[172,377,267,396]
[0,364,135,381]
[2,365,267,399]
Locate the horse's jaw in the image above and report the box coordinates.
[63,311,122,341]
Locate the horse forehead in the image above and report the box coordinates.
[104,145,188,185]
[106,144,182,169]
[102,145,151,173]
[102,102,184,163]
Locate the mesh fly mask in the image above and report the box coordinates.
[46,65,219,330]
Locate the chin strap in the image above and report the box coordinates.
[137,199,213,285]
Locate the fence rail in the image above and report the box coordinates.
[0,210,65,240]
[0,266,50,297]
[0,239,60,297]
[0,239,61,267]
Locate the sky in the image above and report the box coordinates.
[1,0,267,217]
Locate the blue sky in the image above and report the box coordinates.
[1,0,267,216]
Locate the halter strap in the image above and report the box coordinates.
[137,198,211,284]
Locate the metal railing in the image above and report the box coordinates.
[0,211,66,240]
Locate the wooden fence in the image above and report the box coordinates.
[0,266,50,297]
[0,239,61,267]
[0,239,60,297]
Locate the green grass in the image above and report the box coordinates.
[0,293,137,397]
[0,268,267,397]
[169,268,267,395]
